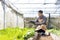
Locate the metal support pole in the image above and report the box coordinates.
[2,0,5,29]
[48,13,51,29]
[16,14,18,27]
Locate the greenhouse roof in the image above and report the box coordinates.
[5,0,60,17]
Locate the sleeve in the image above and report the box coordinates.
[35,18,42,25]
[35,17,47,25]
[41,17,47,24]
[35,19,38,22]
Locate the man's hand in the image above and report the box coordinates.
[38,19,43,23]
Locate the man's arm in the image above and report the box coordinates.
[35,18,42,25]
[29,17,47,25]
[41,17,47,24]
[35,17,47,25]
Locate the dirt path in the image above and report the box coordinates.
[28,33,60,40]
[51,34,60,40]
[40,33,60,40]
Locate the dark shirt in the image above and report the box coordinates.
[35,16,47,25]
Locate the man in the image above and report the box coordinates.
[32,10,48,40]
[35,10,47,25]
[29,10,47,33]
[35,10,47,33]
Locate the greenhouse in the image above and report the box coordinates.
[0,0,60,40]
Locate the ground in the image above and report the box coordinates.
[51,34,60,40]
[28,33,60,40]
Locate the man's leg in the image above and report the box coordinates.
[35,25,41,30]
[35,25,47,35]
[35,25,47,31]
[40,25,47,31]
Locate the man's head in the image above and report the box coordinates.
[38,10,43,17]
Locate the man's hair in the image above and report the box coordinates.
[38,10,43,14]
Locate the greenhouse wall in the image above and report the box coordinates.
[0,2,4,29]
[5,6,24,28]
[0,1,24,29]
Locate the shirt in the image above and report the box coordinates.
[35,16,47,25]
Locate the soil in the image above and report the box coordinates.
[28,33,60,40]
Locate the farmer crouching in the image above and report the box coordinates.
[35,10,47,35]
[29,10,47,35]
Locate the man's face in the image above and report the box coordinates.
[38,12,43,17]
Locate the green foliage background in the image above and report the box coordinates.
[0,27,60,40]
[0,27,35,40]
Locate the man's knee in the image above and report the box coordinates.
[40,25,47,31]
